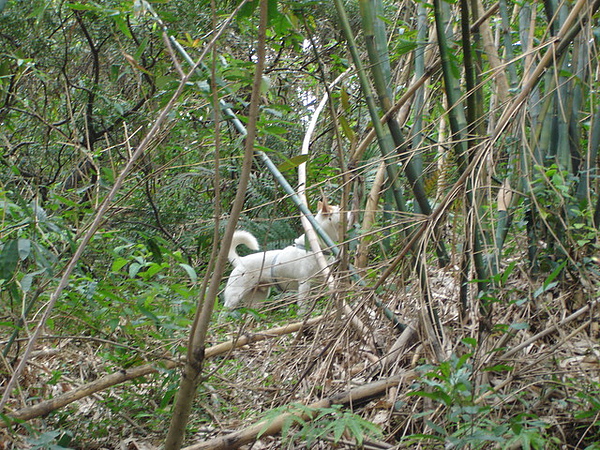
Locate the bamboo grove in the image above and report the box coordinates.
[1,0,600,447]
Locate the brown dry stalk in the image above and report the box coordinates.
[0,316,324,428]
[355,161,386,270]
[182,370,416,450]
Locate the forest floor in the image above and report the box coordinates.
[1,261,599,449]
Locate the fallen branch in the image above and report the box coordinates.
[206,315,323,358]
[183,370,416,450]
[0,359,179,426]
[0,316,324,427]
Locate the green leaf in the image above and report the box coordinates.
[143,262,166,279]
[17,239,31,260]
[277,154,309,172]
[408,390,453,406]
[263,124,288,135]
[134,37,150,61]
[461,337,477,348]
[340,87,351,112]
[425,419,447,436]
[137,303,160,325]
[238,0,258,18]
[20,269,45,294]
[111,257,129,272]
[0,239,19,281]
[532,260,566,298]
[66,2,104,12]
[113,14,132,39]
[483,363,514,372]
[129,262,142,278]
[178,263,197,283]
[339,115,356,142]
[395,38,418,56]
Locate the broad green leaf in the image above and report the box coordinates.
[238,0,258,18]
[461,337,477,348]
[66,2,104,12]
[263,124,288,136]
[20,269,45,294]
[113,14,132,39]
[0,239,19,281]
[134,37,150,61]
[129,262,142,278]
[143,262,165,279]
[533,280,558,299]
[111,257,129,272]
[17,239,31,260]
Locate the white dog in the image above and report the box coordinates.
[223,201,342,310]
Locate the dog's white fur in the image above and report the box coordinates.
[223,201,341,310]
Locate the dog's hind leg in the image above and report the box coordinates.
[296,280,312,315]
[222,266,270,311]
[223,267,250,309]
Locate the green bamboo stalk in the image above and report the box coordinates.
[498,0,518,87]
[432,0,470,170]
[588,107,600,225]
[432,0,489,305]
[359,0,450,267]
[331,0,406,213]
[461,0,477,134]
[333,0,440,337]
[579,106,600,205]
[410,1,427,179]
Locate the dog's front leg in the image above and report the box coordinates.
[297,280,312,315]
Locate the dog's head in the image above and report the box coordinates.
[316,199,343,242]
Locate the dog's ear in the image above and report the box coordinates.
[319,197,331,214]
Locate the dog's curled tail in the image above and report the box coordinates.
[228,230,260,265]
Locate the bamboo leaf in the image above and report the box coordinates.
[339,115,355,142]
[178,263,197,283]
[277,154,309,172]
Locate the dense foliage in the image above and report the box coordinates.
[1,0,600,448]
